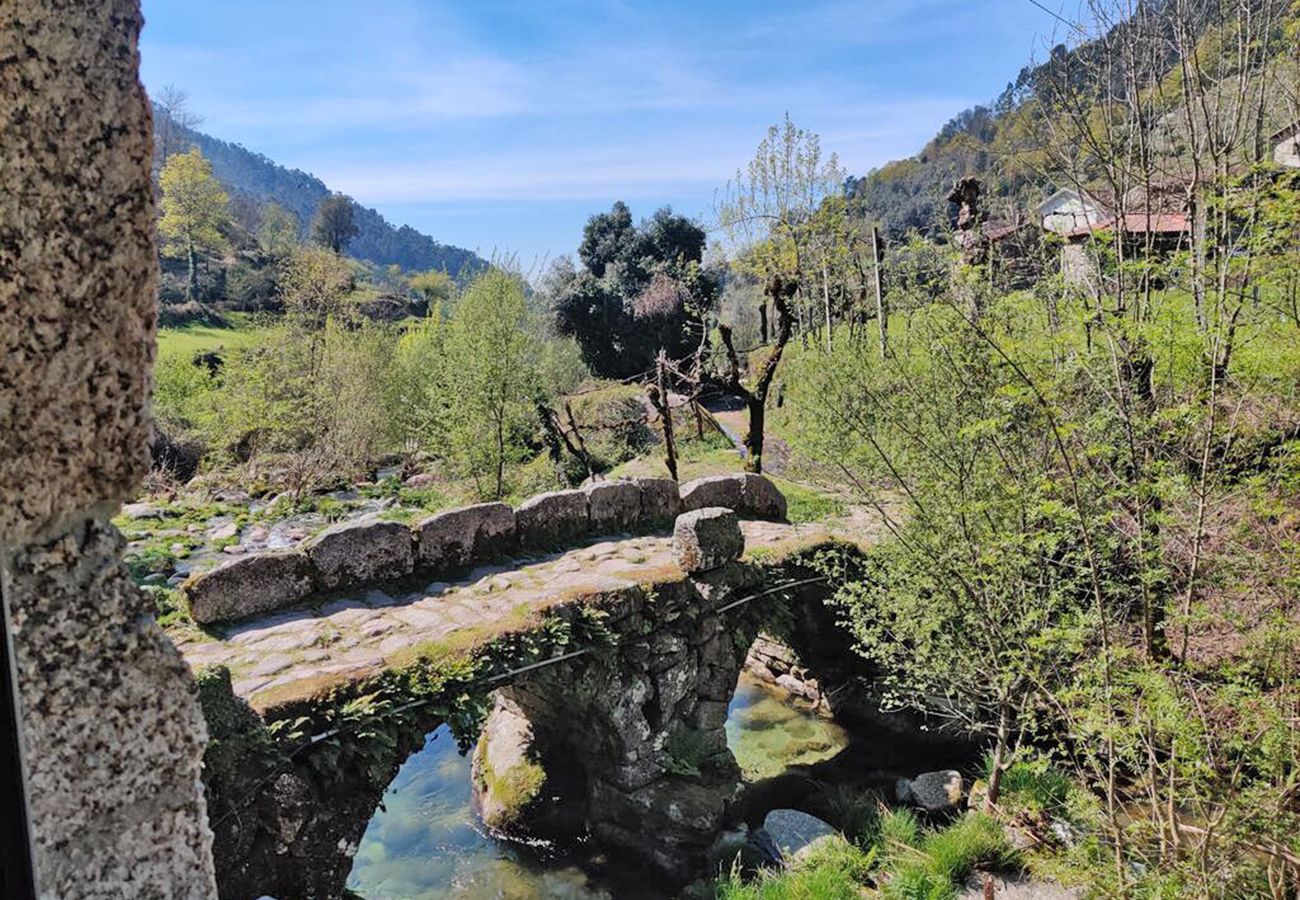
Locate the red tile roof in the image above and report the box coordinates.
[1064,212,1190,238]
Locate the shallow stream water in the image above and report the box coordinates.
[344,672,851,899]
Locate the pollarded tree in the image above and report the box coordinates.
[442,269,539,499]
[158,147,231,300]
[311,194,359,255]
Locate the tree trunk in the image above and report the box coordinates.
[822,261,832,353]
[871,226,887,358]
[654,352,678,481]
[985,701,1013,811]
[186,240,198,301]
[759,302,769,345]
[745,394,765,473]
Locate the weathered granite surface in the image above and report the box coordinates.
[673,508,745,573]
[0,2,218,894]
[584,480,642,532]
[415,502,515,569]
[306,515,414,590]
[515,489,591,548]
[186,550,316,626]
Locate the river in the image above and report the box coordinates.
[344,672,851,899]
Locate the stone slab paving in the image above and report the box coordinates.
[171,519,853,710]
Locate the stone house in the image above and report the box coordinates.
[1271,122,1300,169]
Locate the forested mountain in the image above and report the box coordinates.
[153,107,486,279]
[849,0,1297,236]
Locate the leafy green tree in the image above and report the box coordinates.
[257,202,301,258]
[409,268,455,318]
[158,147,231,300]
[279,245,354,328]
[311,194,359,255]
[442,269,539,498]
[548,203,717,378]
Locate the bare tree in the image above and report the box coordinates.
[154,83,203,164]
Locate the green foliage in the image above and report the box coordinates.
[257,201,301,258]
[547,203,719,378]
[158,147,232,299]
[440,269,540,499]
[311,193,359,254]
[773,480,844,524]
[714,835,877,900]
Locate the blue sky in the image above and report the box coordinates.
[140,0,1062,266]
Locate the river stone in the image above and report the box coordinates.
[673,508,744,573]
[415,502,515,571]
[306,515,415,590]
[472,693,546,832]
[633,477,682,523]
[740,473,788,521]
[185,550,315,624]
[585,480,641,532]
[762,809,837,855]
[897,769,964,812]
[516,489,590,548]
[679,474,745,513]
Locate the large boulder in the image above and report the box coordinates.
[185,551,315,624]
[679,473,787,521]
[896,770,965,813]
[516,490,590,549]
[305,515,414,590]
[672,508,744,573]
[679,474,744,513]
[471,693,548,834]
[633,477,682,523]
[585,480,641,533]
[740,473,788,521]
[415,502,515,571]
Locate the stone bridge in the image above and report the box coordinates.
[175,474,883,899]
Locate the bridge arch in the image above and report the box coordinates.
[184,493,881,898]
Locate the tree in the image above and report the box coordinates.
[312,194,359,255]
[154,83,202,164]
[442,269,539,499]
[548,203,718,378]
[158,148,231,300]
[257,202,301,258]
[279,245,354,328]
[409,268,455,318]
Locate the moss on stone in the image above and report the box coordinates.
[473,736,547,830]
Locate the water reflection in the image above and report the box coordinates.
[347,673,845,898]
[725,673,849,781]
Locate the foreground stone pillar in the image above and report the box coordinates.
[1,3,217,896]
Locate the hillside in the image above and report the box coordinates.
[851,0,1299,237]
[154,108,487,279]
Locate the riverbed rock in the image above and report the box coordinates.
[763,809,837,855]
[415,502,515,571]
[897,769,964,812]
[306,515,415,590]
[634,477,683,523]
[185,550,315,624]
[673,508,744,573]
[516,489,590,548]
[472,693,547,833]
[585,480,641,533]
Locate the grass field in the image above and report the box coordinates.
[156,312,269,359]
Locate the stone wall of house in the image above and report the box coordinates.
[0,3,217,896]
